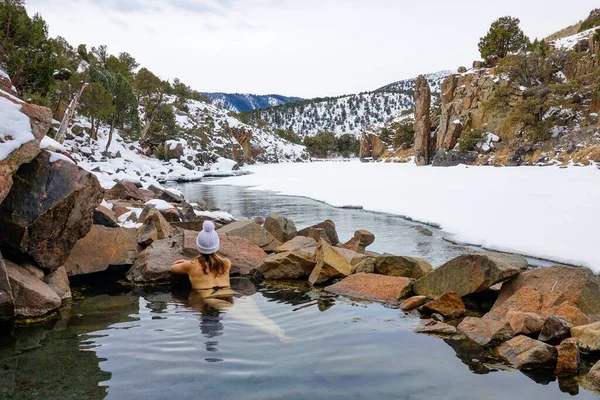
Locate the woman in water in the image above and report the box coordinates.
[170,220,237,309]
[169,220,293,343]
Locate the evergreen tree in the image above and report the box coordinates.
[478,16,530,61]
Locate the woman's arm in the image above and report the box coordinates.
[170,260,192,275]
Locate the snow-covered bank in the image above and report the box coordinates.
[206,161,600,272]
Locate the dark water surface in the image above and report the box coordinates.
[0,281,597,400]
[0,183,588,399]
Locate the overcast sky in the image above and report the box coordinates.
[26,0,598,98]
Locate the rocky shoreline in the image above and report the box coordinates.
[2,165,600,393]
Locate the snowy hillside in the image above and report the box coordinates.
[169,96,308,163]
[202,92,303,112]
[245,71,453,138]
[377,70,455,93]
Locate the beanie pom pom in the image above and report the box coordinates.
[202,220,215,233]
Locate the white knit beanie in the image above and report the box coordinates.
[196,220,220,255]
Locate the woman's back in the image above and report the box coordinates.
[187,257,231,291]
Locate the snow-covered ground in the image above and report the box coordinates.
[206,161,600,272]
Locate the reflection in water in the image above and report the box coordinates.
[0,280,599,399]
[0,293,140,400]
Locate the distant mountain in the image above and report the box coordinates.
[245,71,454,138]
[202,92,303,113]
[377,70,455,94]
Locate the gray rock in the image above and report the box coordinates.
[413,252,527,298]
[432,150,478,167]
[264,213,297,243]
[6,260,61,318]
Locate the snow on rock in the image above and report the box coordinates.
[0,96,34,161]
[552,27,597,51]
[40,135,66,152]
[145,199,175,210]
[208,161,600,271]
[194,210,236,222]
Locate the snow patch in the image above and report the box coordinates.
[0,96,35,161]
[207,162,600,272]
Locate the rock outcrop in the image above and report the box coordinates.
[324,273,413,303]
[264,213,297,243]
[435,69,498,152]
[43,266,72,301]
[413,75,431,165]
[63,225,139,276]
[359,133,386,160]
[0,151,103,271]
[413,253,527,298]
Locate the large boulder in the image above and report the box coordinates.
[263,213,297,243]
[182,230,267,276]
[0,151,103,271]
[0,252,14,321]
[491,266,600,322]
[297,220,340,246]
[258,251,316,280]
[421,292,466,318]
[0,96,52,205]
[5,260,61,318]
[126,235,187,284]
[340,230,375,254]
[570,322,600,352]
[218,220,282,252]
[413,253,527,298]
[497,335,558,370]
[137,209,174,247]
[324,273,413,303]
[63,225,139,276]
[413,75,431,166]
[457,316,515,346]
[308,241,354,285]
[374,255,432,279]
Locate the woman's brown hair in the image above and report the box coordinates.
[195,253,228,277]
